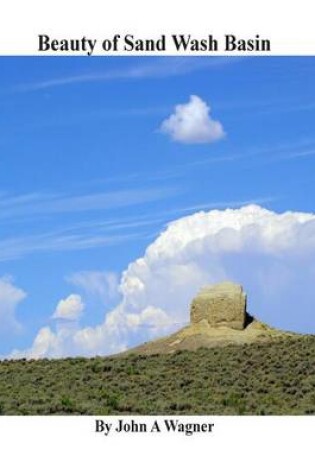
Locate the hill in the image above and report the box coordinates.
[124,281,297,355]
[0,281,313,416]
[0,335,314,415]
[123,318,295,356]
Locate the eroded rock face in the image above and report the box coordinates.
[190,281,247,330]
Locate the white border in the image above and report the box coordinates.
[0,0,314,55]
[0,416,314,474]
[0,1,314,473]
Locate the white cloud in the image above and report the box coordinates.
[0,187,177,220]
[0,187,180,262]
[15,57,242,92]
[10,205,315,359]
[67,271,119,302]
[160,95,225,144]
[10,326,77,360]
[0,276,26,334]
[52,294,84,321]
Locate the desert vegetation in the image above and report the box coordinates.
[0,336,314,415]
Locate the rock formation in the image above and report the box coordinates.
[123,281,296,356]
[190,281,247,330]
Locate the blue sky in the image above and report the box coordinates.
[1,56,315,357]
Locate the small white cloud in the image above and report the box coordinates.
[52,294,84,321]
[160,95,225,144]
[0,276,26,334]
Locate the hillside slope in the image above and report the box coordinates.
[0,336,314,415]
[123,281,297,356]
[123,318,296,356]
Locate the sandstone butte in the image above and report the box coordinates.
[125,281,298,356]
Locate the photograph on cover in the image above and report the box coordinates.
[0,56,314,415]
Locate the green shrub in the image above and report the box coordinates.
[0,336,314,415]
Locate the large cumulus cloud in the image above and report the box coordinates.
[10,205,315,359]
